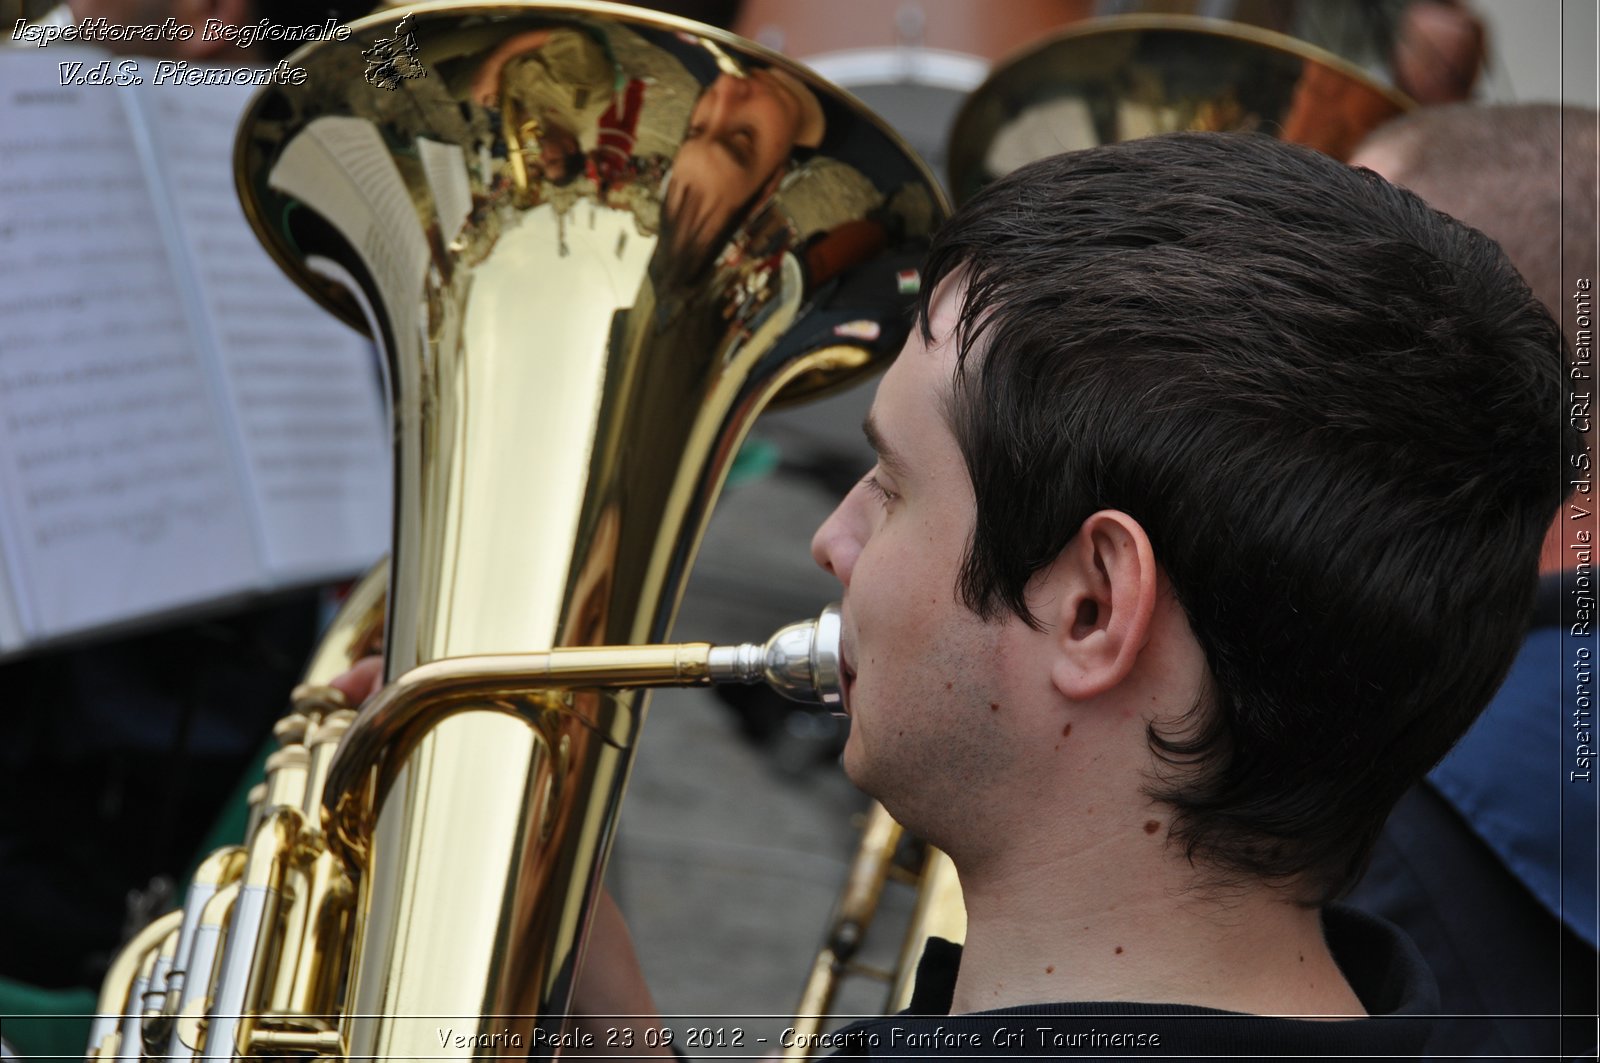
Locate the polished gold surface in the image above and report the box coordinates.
[225,2,945,1058]
[87,570,384,1061]
[887,845,966,1009]
[785,800,968,1047]
[301,563,388,687]
[85,910,183,1062]
[786,801,905,1058]
[947,13,1411,203]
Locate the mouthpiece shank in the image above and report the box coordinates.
[707,602,844,711]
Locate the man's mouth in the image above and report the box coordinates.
[841,650,856,713]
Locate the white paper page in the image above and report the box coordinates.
[137,81,390,580]
[0,49,261,639]
[417,137,473,250]
[0,546,25,654]
[267,116,432,335]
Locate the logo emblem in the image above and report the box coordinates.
[363,14,425,91]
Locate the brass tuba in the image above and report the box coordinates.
[88,1,944,1058]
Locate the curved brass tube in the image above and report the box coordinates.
[324,605,844,865]
[86,910,183,1061]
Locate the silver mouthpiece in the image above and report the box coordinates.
[707,603,844,714]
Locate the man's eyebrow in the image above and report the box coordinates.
[862,410,908,477]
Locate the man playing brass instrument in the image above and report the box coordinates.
[338,130,1575,1057]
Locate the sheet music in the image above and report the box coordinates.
[0,543,24,654]
[418,137,473,251]
[0,49,260,637]
[138,82,390,579]
[268,116,432,333]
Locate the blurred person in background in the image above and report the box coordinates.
[1347,102,1599,1061]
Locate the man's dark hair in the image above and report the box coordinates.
[919,132,1576,904]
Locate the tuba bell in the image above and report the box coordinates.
[87,1,945,1058]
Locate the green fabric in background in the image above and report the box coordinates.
[0,743,270,1060]
[0,978,95,1059]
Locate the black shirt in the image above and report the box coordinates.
[822,905,1436,1061]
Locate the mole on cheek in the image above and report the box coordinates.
[1062,723,1072,737]
[1114,946,1124,955]
[989,702,1000,713]
[1143,820,1161,835]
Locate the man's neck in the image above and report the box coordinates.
[947,839,1367,1018]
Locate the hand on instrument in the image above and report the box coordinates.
[330,655,384,706]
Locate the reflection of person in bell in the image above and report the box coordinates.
[657,66,825,289]
[468,25,687,198]
[470,28,619,190]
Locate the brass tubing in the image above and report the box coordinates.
[302,709,355,825]
[322,644,716,861]
[121,942,157,1063]
[262,847,314,1019]
[248,1028,343,1054]
[141,925,182,1053]
[171,882,241,1058]
[324,608,844,864]
[263,746,311,815]
[199,807,303,1062]
[785,803,903,1058]
[164,846,246,1014]
[256,709,358,1024]
[86,909,182,1061]
[277,845,353,1021]
[298,563,386,688]
[117,948,157,1063]
[243,783,268,841]
[887,846,967,1010]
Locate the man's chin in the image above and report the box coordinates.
[839,732,871,793]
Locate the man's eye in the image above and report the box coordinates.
[860,473,898,506]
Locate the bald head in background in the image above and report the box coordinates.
[1344,103,1599,1060]
[1355,104,1596,574]
[1353,103,1596,340]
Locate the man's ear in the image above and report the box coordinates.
[1041,510,1158,701]
[170,0,255,60]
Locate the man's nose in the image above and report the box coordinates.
[810,487,866,587]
